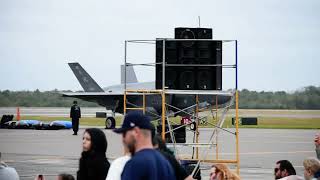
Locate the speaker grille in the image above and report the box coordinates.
[179,69,195,90]
[156,27,222,90]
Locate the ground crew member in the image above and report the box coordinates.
[70,100,81,135]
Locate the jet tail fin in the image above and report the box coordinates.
[68,62,104,92]
[121,65,138,84]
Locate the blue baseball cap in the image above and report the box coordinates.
[113,111,153,133]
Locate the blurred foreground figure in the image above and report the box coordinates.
[0,152,20,180]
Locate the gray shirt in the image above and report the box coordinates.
[0,162,19,180]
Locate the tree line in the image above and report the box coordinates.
[0,89,98,107]
[239,86,320,109]
[0,86,319,109]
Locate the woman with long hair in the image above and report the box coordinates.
[77,128,110,180]
[210,163,240,180]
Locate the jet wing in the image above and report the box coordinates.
[62,92,124,96]
[62,92,124,110]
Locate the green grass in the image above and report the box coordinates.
[222,117,320,129]
[17,115,320,129]
[230,109,320,115]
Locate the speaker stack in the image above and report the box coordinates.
[156,27,222,90]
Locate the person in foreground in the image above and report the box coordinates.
[314,133,320,159]
[113,111,175,180]
[303,158,320,180]
[105,144,131,180]
[209,163,240,180]
[77,128,110,180]
[274,160,303,180]
[0,152,19,180]
[152,135,195,180]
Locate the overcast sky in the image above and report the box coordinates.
[1,0,319,92]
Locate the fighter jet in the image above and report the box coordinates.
[62,63,233,129]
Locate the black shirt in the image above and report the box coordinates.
[159,150,189,180]
[70,104,81,119]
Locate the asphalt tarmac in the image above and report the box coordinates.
[0,127,317,180]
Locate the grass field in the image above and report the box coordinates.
[229,109,320,115]
[18,115,320,129]
[222,117,320,129]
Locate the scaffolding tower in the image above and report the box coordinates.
[122,39,240,175]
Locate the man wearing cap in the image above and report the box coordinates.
[70,100,81,135]
[114,111,176,180]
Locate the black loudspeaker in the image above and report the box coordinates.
[156,39,222,90]
[156,125,186,143]
[179,67,196,90]
[242,117,258,125]
[156,41,178,64]
[175,27,212,39]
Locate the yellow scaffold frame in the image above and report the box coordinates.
[123,39,240,175]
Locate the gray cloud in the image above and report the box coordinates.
[0,0,319,91]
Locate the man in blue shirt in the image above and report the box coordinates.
[114,111,175,180]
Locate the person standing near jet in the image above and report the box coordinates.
[70,100,81,135]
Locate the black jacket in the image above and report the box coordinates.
[70,105,81,119]
[77,152,110,180]
[160,151,188,180]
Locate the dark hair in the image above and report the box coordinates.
[84,128,108,154]
[78,128,110,180]
[276,160,296,175]
[58,173,75,180]
[73,100,77,104]
[152,135,174,155]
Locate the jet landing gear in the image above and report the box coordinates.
[104,109,117,129]
[105,116,116,129]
